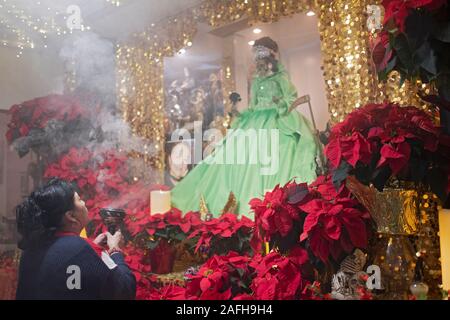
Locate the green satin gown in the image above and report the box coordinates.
[171,63,322,218]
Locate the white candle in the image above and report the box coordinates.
[150,190,171,215]
[439,209,450,292]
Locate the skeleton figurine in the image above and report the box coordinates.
[331,249,368,300]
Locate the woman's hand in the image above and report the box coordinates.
[93,233,107,245]
[106,230,124,251]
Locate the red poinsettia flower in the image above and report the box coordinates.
[149,285,187,300]
[326,131,372,169]
[299,198,369,263]
[232,293,254,300]
[371,32,393,72]
[250,183,302,238]
[325,102,447,197]
[382,0,446,32]
[185,252,253,300]
[188,214,254,254]
[308,174,351,201]
[382,0,410,32]
[5,94,88,145]
[377,141,411,175]
[249,248,311,300]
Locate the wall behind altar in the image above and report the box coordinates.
[0,47,64,110]
[0,111,33,251]
[285,39,329,132]
[0,46,61,249]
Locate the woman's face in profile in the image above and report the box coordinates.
[73,192,89,228]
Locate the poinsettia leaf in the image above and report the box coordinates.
[378,69,388,82]
[332,161,351,190]
[393,33,414,73]
[408,156,428,183]
[371,166,392,191]
[415,42,438,75]
[437,74,450,103]
[16,142,30,158]
[286,184,309,204]
[439,108,450,136]
[385,55,397,75]
[172,232,186,241]
[405,11,433,49]
[427,167,448,202]
[434,21,450,43]
[236,267,245,278]
[145,240,160,250]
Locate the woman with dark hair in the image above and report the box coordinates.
[15,178,136,300]
[172,36,322,217]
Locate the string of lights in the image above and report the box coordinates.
[0,0,94,57]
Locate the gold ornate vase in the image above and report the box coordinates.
[346,176,419,300]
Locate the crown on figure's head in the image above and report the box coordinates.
[252,45,273,60]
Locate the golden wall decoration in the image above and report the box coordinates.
[116,46,166,182]
[197,0,313,26]
[376,71,439,122]
[317,0,378,123]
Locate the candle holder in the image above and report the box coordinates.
[347,176,419,300]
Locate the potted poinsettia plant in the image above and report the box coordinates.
[373,0,450,133]
[250,177,372,279]
[183,252,254,300]
[128,208,200,274]
[5,95,89,157]
[249,247,316,300]
[5,95,93,187]
[249,182,311,253]
[187,213,254,258]
[325,102,450,201]
[325,102,450,299]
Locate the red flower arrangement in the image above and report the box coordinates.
[187,213,254,256]
[44,146,256,276]
[325,102,450,201]
[250,182,310,253]
[382,0,446,32]
[6,94,85,144]
[299,198,370,263]
[44,147,139,228]
[374,0,450,135]
[149,285,187,300]
[5,95,93,160]
[250,176,371,265]
[304,175,372,263]
[184,252,254,300]
[249,248,313,300]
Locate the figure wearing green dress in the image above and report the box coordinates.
[171,37,322,218]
